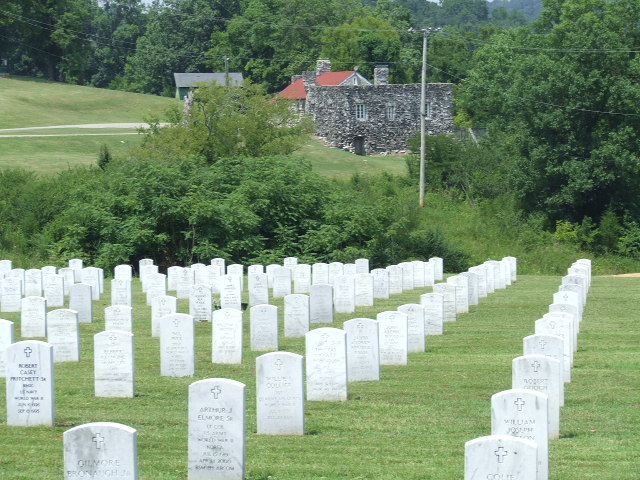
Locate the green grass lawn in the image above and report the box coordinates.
[0,76,406,177]
[0,272,637,479]
[0,76,176,129]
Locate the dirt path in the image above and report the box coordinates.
[0,123,168,138]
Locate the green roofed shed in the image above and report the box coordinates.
[173,72,244,99]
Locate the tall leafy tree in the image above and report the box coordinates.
[121,0,240,96]
[462,0,640,223]
[206,0,362,92]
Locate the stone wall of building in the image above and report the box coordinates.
[307,83,454,154]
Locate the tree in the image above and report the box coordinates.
[462,0,640,224]
[136,81,314,163]
[205,0,362,92]
[120,0,240,96]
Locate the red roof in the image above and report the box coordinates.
[279,71,355,99]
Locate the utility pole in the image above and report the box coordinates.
[409,27,441,207]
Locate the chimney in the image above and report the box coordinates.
[302,71,317,90]
[374,65,389,86]
[291,74,303,84]
[316,58,332,75]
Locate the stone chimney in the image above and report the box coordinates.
[316,58,332,74]
[374,65,389,86]
[302,71,317,90]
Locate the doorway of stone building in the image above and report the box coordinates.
[353,136,365,156]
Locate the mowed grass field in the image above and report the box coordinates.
[0,271,637,479]
[0,76,406,178]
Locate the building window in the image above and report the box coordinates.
[356,103,367,120]
[386,105,396,121]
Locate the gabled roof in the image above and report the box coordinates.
[279,71,368,100]
[173,72,243,88]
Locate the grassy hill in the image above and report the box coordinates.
[0,273,637,479]
[0,76,406,177]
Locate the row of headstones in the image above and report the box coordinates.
[0,258,103,305]
[0,253,446,379]
[2,255,517,478]
[57,256,520,479]
[1,254,518,412]
[463,259,592,480]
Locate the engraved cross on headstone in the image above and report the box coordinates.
[531,361,541,372]
[514,398,526,411]
[23,347,33,357]
[211,386,222,399]
[275,359,283,370]
[494,446,508,463]
[537,338,547,350]
[93,433,105,449]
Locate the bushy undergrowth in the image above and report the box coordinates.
[2,152,639,274]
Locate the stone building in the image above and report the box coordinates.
[279,59,454,155]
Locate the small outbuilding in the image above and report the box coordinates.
[173,72,244,100]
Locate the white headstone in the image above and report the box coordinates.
[430,257,444,280]
[284,294,310,337]
[0,318,14,377]
[47,308,79,362]
[69,258,83,281]
[355,258,370,274]
[491,389,549,480]
[167,265,182,291]
[69,283,93,324]
[344,318,380,382]
[305,327,348,401]
[371,268,390,299]
[293,264,311,294]
[312,263,329,285]
[250,304,279,351]
[265,264,279,288]
[433,283,457,322]
[398,303,426,353]
[464,435,537,480]
[111,278,133,307]
[188,378,245,480]
[469,265,488,298]
[248,273,269,307]
[328,262,344,285]
[256,352,305,435]
[333,275,355,314]
[81,267,101,300]
[5,340,55,426]
[512,355,562,439]
[219,274,242,311]
[24,269,43,297]
[386,265,403,295]
[146,272,167,306]
[461,271,479,306]
[58,267,75,296]
[400,262,414,291]
[151,295,177,337]
[212,308,243,364]
[536,315,575,367]
[176,267,195,299]
[114,264,133,281]
[377,311,409,366]
[354,273,374,307]
[524,333,569,383]
[1,276,22,312]
[272,266,292,298]
[420,292,444,335]
[447,274,469,314]
[226,264,244,291]
[105,305,133,333]
[283,257,298,269]
[310,284,333,324]
[64,422,138,480]
[411,260,425,288]
[160,313,195,377]
[189,284,212,322]
[343,263,357,277]
[94,330,135,397]
[20,296,47,337]
[140,264,158,292]
[247,264,264,276]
